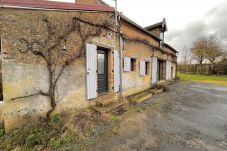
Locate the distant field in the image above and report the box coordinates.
[177,73,227,86]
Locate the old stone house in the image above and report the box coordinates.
[0,0,177,130]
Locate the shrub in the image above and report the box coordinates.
[24,128,44,148]
[48,137,61,150]
[0,124,5,137]
[111,126,119,134]
[53,113,62,126]
[111,115,120,122]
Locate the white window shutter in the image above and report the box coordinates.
[114,50,120,92]
[152,57,158,84]
[124,57,131,72]
[166,61,171,80]
[140,61,146,76]
[86,43,97,100]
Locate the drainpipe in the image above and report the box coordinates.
[114,0,118,26]
[119,33,123,98]
[114,0,123,98]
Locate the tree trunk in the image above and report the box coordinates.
[199,60,203,74]
[46,64,57,121]
[46,95,56,121]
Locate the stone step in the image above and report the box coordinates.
[150,88,163,95]
[96,93,118,106]
[130,93,153,104]
[93,100,128,114]
[96,97,119,107]
[98,93,116,100]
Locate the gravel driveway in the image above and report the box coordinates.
[94,81,227,151]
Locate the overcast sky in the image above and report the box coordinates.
[51,0,227,59]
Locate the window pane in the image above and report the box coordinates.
[98,53,105,74]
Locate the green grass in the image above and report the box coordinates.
[178,73,227,86]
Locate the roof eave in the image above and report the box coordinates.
[0,0,114,12]
[164,43,178,53]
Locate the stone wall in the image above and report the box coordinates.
[0,6,177,130]
[121,21,177,97]
[0,8,115,130]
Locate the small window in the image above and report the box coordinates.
[131,58,137,71]
[145,62,150,75]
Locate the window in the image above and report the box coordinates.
[145,62,150,75]
[131,58,137,71]
[98,53,105,74]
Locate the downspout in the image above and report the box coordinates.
[119,31,123,98]
[114,0,123,98]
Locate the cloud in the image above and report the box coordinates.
[165,1,227,59]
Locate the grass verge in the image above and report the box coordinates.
[178,73,227,86]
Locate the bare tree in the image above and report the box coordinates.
[12,16,114,121]
[205,37,224,73]
[191,37,208,73]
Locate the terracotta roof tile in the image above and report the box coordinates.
[0,0,114,12]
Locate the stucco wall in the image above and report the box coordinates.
[121,21,156,96]
[0,8,116,130]
[121,21,177,96]
[147,28,161,38]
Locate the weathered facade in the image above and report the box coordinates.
[0,0,178,130]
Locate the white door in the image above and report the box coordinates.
[114,50,120,92]
[166,61,171,80]
[152,57,158,84]
[86,43,97,100]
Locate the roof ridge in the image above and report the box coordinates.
[144,21,164,30]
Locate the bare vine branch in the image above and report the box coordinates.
[11,91,49,101]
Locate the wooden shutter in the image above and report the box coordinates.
[166,61,171,80]
[114,50,120,92]
[140,61,146,76]
[86,43,97,100]
[152,57,158,84]
[124,57,131,72]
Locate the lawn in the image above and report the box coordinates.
[177,73,227,86]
